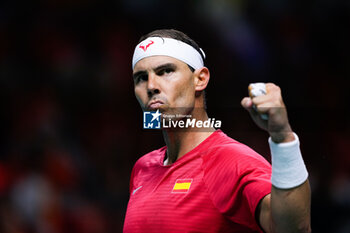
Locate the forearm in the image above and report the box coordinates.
[242,83,312,232]
[268,132,311,233]
[270,180,311,233]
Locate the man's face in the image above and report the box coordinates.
[133,55,196,115]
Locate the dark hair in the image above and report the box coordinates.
[139,29,205,65]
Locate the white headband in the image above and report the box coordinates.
[132,37,205,70]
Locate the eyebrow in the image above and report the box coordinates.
[154,63,176,73]
[133,63,176,80]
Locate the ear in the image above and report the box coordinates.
[194,67,210,91]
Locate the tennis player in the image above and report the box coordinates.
[123,29,311,233]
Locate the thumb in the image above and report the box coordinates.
[241,97,253,109]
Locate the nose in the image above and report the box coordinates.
[147,72,160,97]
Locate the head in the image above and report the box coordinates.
[132,29,210,116]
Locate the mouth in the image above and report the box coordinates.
[147,100,165,110]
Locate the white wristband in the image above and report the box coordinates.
[269,133,308,189]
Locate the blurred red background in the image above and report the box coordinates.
[0,0,349,232]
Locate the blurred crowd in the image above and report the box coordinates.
[0,0,349,232]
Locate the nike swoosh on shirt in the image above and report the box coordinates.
[132,186,143,195]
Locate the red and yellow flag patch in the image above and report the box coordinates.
[172,179,193,193]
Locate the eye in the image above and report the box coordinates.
[134,73,148,84]
[164,68,173,74]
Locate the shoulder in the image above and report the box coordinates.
[202,131,271,170]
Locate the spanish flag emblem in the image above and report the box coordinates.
[172,179,193,193]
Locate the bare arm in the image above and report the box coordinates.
[242,83,311,233]
[259,181,311,233]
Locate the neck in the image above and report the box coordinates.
[162,109,215,165]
